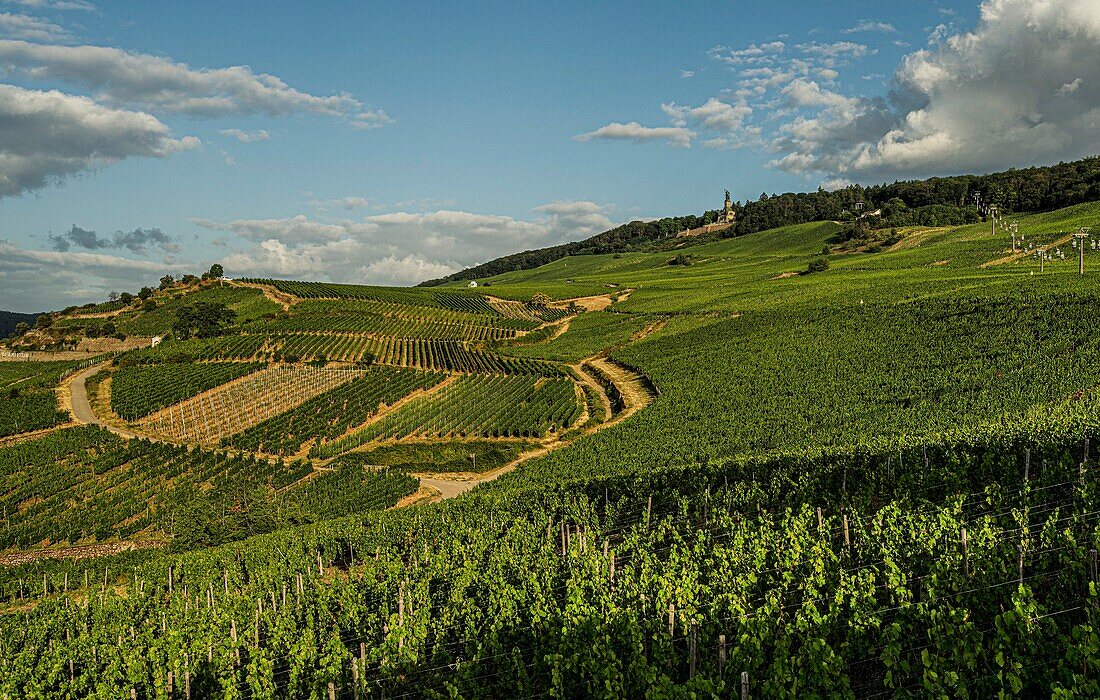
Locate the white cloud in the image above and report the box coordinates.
[310,196,369,211]
[662,98,751,132]
[0,12,70,42]
[583,0,1100,183]
[0,84,199,198]
[708,42,785,66]
[578,35,875,155]
[196,201,617,284]
[351,108,395,129]
[775,0,1100,178]
[2,0,95,11]
[357,255,457,285]
[794,41,873,66]
[0,40,375,121]
[219,128,269,143]
[1057,78,1082,96]
[843,21,898,35]
[680,70,695,79]
[573,121,695,148]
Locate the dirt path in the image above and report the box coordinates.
[588,357,654,419]
[67,364,139,439]
[631,318,667,342]
[544,315,574,342]
[548,289,633,313]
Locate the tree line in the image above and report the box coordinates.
[423,155,1100,284]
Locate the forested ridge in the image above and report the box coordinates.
[423,155,1100,284]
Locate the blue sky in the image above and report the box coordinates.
[4,0,1100,311]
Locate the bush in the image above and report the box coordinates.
[806,256,830,274]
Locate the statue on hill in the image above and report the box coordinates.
[718,189,736,225]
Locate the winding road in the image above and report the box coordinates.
[67,363,138,439]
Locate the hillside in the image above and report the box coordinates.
[0,311,36,339]
[5,202,1100,694]
[425,155,1100,286]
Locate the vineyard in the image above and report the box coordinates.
[121,333,566,374]
[249,313,523,340]
[1,431,1100,696]
[110,363,262,420]
[139,366,366,445]
[239,278,570,322]
[226,367,446,456]
[0,425,416,554]
[10,197,1100,695]
[314,374,582,456]
[0,359,82,438]
[238,279,502,315]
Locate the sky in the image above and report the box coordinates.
[2,0,1100,311]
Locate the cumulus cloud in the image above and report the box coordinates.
[0,84,199,198]
[357,255,457,285]
[0,12,71,42]
[48,224,177,254]
[580,0,1100,182]
[196,201,617,285]
[774,0,1100,178]
[573,121,695,148]
[219,128,269,142]
[0,241,189,312]
[0,40,377,120]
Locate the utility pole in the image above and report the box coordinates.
[1009,221,1019,253]
[1039,246,1046,273]
[988,204,999,237]
[1075,227,1091,275]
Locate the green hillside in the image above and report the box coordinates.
[4,202,1100,695]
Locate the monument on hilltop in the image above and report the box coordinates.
[718,189,736,225]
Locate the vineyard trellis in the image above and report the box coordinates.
[141,366,368,446]
[314,374,583,456]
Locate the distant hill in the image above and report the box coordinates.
[422,155,1100,285]
[0,310,37,338]
[418,214,721,285]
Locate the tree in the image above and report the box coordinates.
[14,322,29,336]
[181,274,200,286]
[173,302,236,339]
[531,293,551,307]
[806,256,830,274]
[208,264,224,279]
[138,287,154,300]
[108,290,120,302]
[34,314,53,329]
[159,275,175,290]
[119,292,134,304]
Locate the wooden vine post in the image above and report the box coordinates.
[961,528,970,577]
[718,634,726,678]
